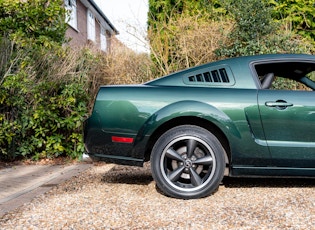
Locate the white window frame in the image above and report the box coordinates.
[87,10,95,42]
[65,0,77,29]
[100,26,107,51]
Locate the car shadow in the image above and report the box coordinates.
[101,164,153,185]
[222,177,315,188]
[102,164,315,189]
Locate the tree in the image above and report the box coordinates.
[215,0,310,57]
[148,0,313,75]
[148,0,227,75]
[0,0,67,48]
[148,0,225,29]
[0,0,88,160]
[269,0,315,42]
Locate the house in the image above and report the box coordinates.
[64,0,119,52]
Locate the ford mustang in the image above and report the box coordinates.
[84,54,315,199]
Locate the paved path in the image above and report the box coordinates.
[0,162,92,217]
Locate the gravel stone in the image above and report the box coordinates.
[0,162,314,229]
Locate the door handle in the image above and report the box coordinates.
[265,100,293,110]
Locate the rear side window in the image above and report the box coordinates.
[253,61,315,90]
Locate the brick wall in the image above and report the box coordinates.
[66,0,88,48]
[65,0,111,51]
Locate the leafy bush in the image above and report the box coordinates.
[270,0,315,42]
[0,45,92,160]
[0,0,153,161]
[215,0,311,58]
[0,0,67,48]
[100,46,153,85]
[148,13,231,76]
[0,39,152,161]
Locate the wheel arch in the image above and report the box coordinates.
[144,116,231,169]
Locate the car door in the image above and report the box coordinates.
[258,89,315,168]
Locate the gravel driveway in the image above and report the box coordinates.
[0,162,314,229]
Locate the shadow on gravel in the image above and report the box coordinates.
[101,164,315,189]
[222,177,315,188]
[101,165,153,185]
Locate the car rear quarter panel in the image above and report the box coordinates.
[84,85,271,166]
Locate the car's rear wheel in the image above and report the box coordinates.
[151,125,225,199]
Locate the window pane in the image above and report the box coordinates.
[101,27,107,51]
[271,77,312,91]
[65,0,77,29]
[87,11,95,41]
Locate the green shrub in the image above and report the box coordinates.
[0,44,91,161]
[0,0,154,161]
[215,0,311,58]
[0,0,67,48]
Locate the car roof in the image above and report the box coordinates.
[145,54,315,87]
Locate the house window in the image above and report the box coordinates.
[100,27,107,51]
[65,0,77,29]
[87,10,95,42]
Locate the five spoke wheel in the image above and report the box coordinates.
[151,125,225,199]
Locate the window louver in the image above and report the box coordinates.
[188,68,230,83]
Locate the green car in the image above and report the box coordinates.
[84,54,315,199]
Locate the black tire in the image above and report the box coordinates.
[150,125,225,199]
